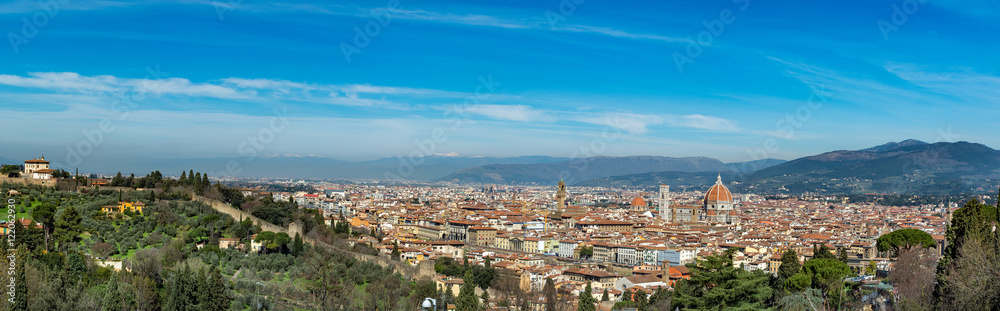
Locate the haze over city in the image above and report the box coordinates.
[3,0,999,170]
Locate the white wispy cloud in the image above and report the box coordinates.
[390,9,686,43]
[0,72,477,110]
[664,114,740,132]
[204,2,686,44]
[0,72,246,98]
[466,104,548,122]
[883,63,1000,104]
[573,112,740,134]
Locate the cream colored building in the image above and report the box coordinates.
[23,157,54,179]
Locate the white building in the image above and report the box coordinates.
[616,245,639,266]
[23,157,54,179]
[558,240,579,258]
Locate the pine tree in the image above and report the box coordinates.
[578,282,597,311]
[55,205,83,251]
[456,269,480,311]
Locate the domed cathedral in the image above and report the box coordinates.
[658,174,738,224]
[700,174,737,224]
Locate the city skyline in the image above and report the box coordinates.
[2,0,999,168]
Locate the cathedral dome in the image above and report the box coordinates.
[704,174,732,203]
[631,197,646,207]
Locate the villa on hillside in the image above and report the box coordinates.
[23,156,55,179]
[101,201,146,214]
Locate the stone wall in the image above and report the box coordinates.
[190,195,288,234]
[191,194,436,282]
[0,176,59,187]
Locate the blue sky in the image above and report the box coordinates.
[1,0,999,168]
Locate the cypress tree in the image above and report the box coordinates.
[456,269,479,311]
[601,288,609,302]
[180,171,186,183]
[102,272,122,311]
[188,170,195,185]
[13,244,28,310]
[196,267,210,308]
[778,249,801,281]
[543,278,557,311]
[207,266,231,311]
[293,233,305,257]
[577,282,597,311]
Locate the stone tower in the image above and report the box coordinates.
[556,179,567,213]
[658,184,672,221]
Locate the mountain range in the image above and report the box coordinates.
[85,155,571,180]
[4,139,997,194]
[576,140,1000,194]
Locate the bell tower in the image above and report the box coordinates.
[556,180,567,213]
[658,184,671,221]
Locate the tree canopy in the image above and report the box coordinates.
[876,228,937,254]
[671,249,773,310]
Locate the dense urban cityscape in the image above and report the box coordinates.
[4,151,996,310]
[4,0,1000,310]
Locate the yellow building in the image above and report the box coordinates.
[494,234,512,250]
[101,201,146,214]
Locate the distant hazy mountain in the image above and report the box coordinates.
[438,156,731,185]
[0,156,14,166]
[88,155,570,180]
[576,140,1000,194]
[575,171,739,191]
[859,139,928,153]
[725,158,786,173]
[749,141,1000,180]
[745,141,1000,194]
